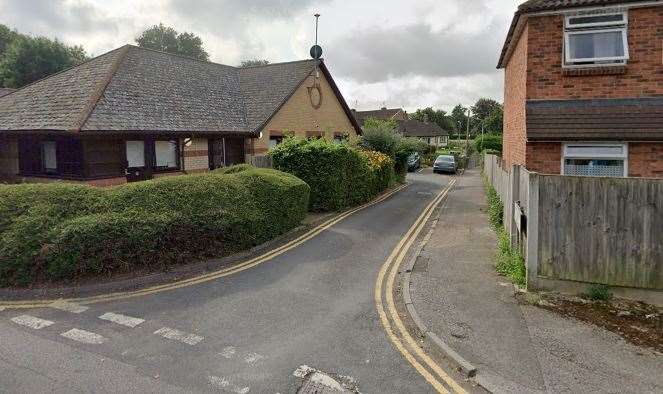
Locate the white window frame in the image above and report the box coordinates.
[41,140,57,173]
[561,142,628,177]
[563,11,629,66]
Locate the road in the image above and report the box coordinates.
[0,170,467,393]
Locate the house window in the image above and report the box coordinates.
[126,141,145,168]
[564,12,629,66]
[41,140,57,173]
[269,136,283,149]
[562,143,627,177]
[154,140,179,169]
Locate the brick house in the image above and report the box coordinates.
[499,0,663,178]
[0,45,360,186]
[396,119,449,147]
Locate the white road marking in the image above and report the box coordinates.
[98,312,145,328]
[243,352,265,365]
[220,346,236,359]
[60,328,106,344]
[50,301,89,314]
[154,327,203,345]
[10,315,54,330]
[208,376,250,393]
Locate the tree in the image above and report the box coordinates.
[0,36,88,88]
[136,23,209,61]
[0,24,19,58]
[411,107,453,131]
[482,107,503,134]
[471,98,501,123]
[239,59,270,67]
[450,104,469,136]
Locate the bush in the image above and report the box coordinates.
[586,284,612,301]
[0,166,310,286]
[271,137,394,211]
[475,134,503,153]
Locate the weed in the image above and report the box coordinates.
[586,284,612,301]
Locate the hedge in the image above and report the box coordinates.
[0,166,310,286]
[271,137,395,211]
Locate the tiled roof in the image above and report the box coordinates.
[0,88,16,97]
[518,0,654,12]
[497,0,662,68]
[0,45,357,135]
[397,119,449,137]
[353,108,406,125]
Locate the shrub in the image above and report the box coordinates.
[0,166,310,286]
[475,134,503,153]
[586,284,612,301]
[271,137,394,211]
[359,123,400,157]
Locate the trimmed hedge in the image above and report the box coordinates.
[0,166,310,286]
[271,137,395,211]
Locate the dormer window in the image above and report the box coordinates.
[564,12,629,66]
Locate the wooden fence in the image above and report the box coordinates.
[484,154,663,294]
[249,155,273,169]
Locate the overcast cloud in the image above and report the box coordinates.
[0,0,521,112]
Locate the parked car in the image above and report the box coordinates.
[433,155,457,174]
[407,152,421,172]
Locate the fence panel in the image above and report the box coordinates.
[250,155,273,168]
[537,175,663,290]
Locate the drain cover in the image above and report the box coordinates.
[293,365,360,393]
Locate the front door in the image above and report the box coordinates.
[209,139,226,170]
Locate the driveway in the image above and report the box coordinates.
[0,170,465,393]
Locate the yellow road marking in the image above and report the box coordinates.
[0,184,408,310]
[375,178,468,394]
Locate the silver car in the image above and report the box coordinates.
[433,155,457,174]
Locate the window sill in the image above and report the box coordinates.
[562,65,626,77]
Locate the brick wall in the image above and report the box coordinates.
[526,7,663,100]
[248,69,358,157]
[503,25,529,169]
[182,138,209,171]
[629,142,663,178]
[526,142,561,174]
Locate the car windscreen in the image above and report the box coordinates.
[436,156,455,162]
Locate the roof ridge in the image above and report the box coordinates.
[238,58,318,69]
[73,45,131,132]
[125,44,240,70]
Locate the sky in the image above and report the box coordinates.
[0,0,522,112]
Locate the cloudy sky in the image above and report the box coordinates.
[0,0,521,112]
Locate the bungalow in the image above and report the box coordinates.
[352,107,408,126]
[0,45,361,186]
[396,119,449,147]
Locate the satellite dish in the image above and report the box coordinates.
[310,45,323,59]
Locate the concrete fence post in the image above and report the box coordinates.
[525,173,540,290]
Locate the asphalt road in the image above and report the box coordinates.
[0,170,455,393]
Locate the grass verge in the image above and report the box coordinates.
[483,175,526,286]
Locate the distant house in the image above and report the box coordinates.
[0,88,15,98]
[352,107,408,126]
[0,45,361,185]
[499,0,663,178]
[397,119,449,147]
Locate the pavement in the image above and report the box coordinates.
[0,169,466,394]
[408,168,663,393]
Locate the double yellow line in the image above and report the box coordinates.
[375,179,466,394]
[0,184,408,310]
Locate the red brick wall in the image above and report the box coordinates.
[503,25,529,169]
[526,7,663,100]
[526,142,561,174]
[629,142,663,178]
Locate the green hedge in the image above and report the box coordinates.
[271,137,394,211]
[475,134,503,153]
[0,166,310,286]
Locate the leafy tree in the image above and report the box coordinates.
[450,104,469,135]
[136,23,209,61]
[0,24,19,58]
[471,98,502,123]
[411,107,453,131]
[239,59,270,67]
[482,107,503,134]
[0,36,88,88]
[363,117,397,130]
